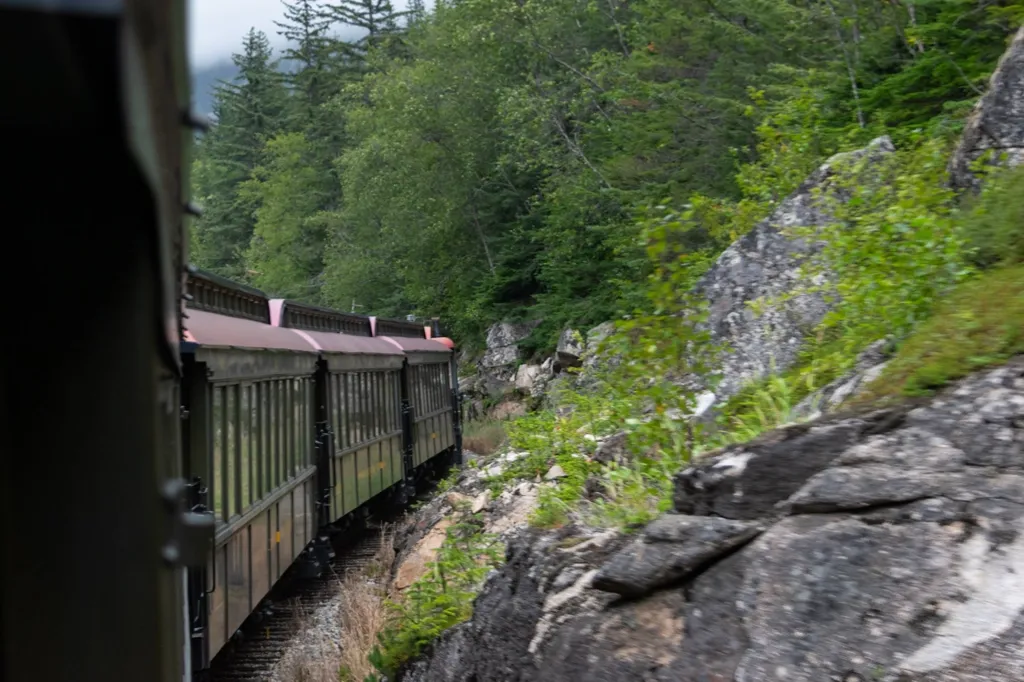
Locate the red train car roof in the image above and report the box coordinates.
[183,309,316,353]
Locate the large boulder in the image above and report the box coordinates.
[554,329,584,370]
[695,135,895,403]
[480,322,539,372]
[399,358,1024,682]
[949,26,1024,191]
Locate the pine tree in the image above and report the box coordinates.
[407,0,426,26]
[323,0,407,63]
[275,0,332,124]
[190,29,287,279]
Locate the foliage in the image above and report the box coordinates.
[191,29,288,280]
[496,80,1022,533]
[852,265,1024,403]
[960,163,1024,268]
[366,521,503,679]
[190,0,1020,342]
[713,370,821,446]
[765,136,969,388]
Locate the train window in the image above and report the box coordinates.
[369,372,376,439]
[265,380,274,491]
[335,374,345,451]
[379,372,386,436]
[432,365,438,412]
[440,364,447,409]
[429,365,436,413]
[426,365,433,413]
[281,380,290,482]
[367,373,375,440]
[372,372,380,439]
[363,372,370,441]
[226,385,237,519]
[367,372,374,440]
[394,371,401,428]
[288,380,295,474]
[341,373,351,450]
[426,366,433,413]
[255,383,263,498]
[303,378,310,469]
[275,379,284,487]
[350,372,358,446]
[425,366,432,412]
[295,380,301,470]
[394,372,401,428]
[300,379,309,468]
[307,378,314,466]
[360,374,368,443]
[294,378,303,473]
[294,380,301,471]
[380,372,387,430]
[355,373,365,445]
[212,386,223,521]
[383,372,390,432]
[410,366,418,415]
[269,380,278,490]
[342,373,352,448]
[342,372,350,446]
[241,384,252,511]
[438,364,445,411]
[384,372,392,432]
[383,372,391,431]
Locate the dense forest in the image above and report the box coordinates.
[190,0,1023,349]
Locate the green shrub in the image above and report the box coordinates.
[853,265,1024,402]
[960,163,1024,268]
[367,522,503,680]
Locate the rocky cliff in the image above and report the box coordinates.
[400,359,1024,682]
[949,26,1024,191]
[395,24,1024,682]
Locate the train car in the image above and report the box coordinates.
[180,271,322,670]
[182,280,462,674]
[271,299,410,524]
[3,1,204,681]
[370,315,463,466]
[386,336,460,469]
[272,301,460,518]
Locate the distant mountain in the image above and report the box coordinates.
[191,58,306,117]
[191,60,237,117]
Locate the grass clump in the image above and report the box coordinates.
[366,521,503,680]
[337,531,397,682]
[461,419,507,456]
[853,265,1024,403]
[961,164,1024,268]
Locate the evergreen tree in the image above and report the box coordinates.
[190,29,287,279]
[275,0,332,124]
[191,0,1023,342]
[407,0,426,26]
[323,0,406,63]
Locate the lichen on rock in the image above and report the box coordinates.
[398,359,1024,682]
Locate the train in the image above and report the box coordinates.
[1,1,459,681]
[181,269,461,673]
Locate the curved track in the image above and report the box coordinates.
[205,468,452,682]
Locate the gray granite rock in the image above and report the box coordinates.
[949,26,1024,191]
[398,359,1024,682]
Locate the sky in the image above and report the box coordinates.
[188,0,416,69]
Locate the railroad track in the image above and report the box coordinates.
[205,527,379,681]
[205,471,451,682]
